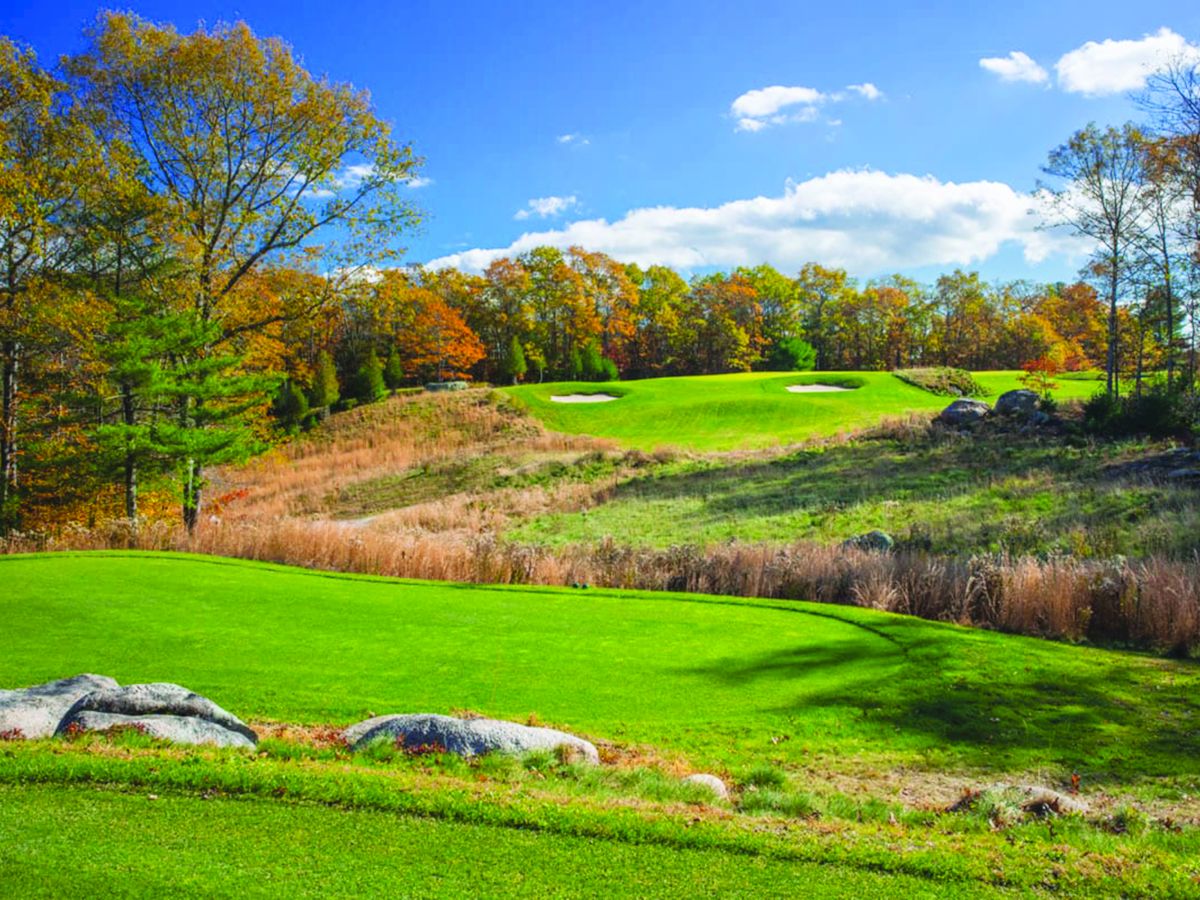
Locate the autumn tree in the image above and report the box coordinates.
[794,263,853,370]
[67,12,421,531]
[1043,123,1148,396]
[0,38,96,530]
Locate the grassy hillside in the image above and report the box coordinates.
[503,371,1101,451]
[5,552,1200,895]
[513,426,1198,557]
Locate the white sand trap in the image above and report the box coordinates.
[550,393,620,403]
[786,383,854,393]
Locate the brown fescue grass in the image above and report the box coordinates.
[219,390,614,522]
[9,517,1199,655]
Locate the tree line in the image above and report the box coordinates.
[3,13,1199,537]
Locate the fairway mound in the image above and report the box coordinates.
[0,674,119,739]
[57,682,257,749]
[785,383,854,393]
[549,393,619,403]
[344,713,600,763]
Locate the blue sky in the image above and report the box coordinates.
[3,1,1199,283]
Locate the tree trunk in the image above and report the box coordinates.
[182,458,201,535]
[121,382,138,527]
[0,337,18,529]
[1107,262,1119,399]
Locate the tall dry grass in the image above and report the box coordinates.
[8,517,1198,655]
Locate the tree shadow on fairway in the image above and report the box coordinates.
[681,616,1200,783]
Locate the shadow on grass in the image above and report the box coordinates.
[681,616,1200,781]
[599,433,1197,556]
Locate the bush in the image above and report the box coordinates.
[893,367,984,397]
[349,349,387,404]
[271,379,310,434]
[764,337,817,372]
[1083,384,1193,439]
[308,351,340,414]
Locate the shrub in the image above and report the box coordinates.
[271,379,310,435]
[349,349,387,404]
[383,348,405,392]
[308,350,340,415]
[764,337,817,372]
[893,367,984,397]
[1083,384,1193,439]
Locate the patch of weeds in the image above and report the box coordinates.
[739,788,818,818]
[894,368,985,397]
[1107,804,1151,836]
[739,763,787,790]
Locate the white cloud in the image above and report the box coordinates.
[979,51,1049,84]
[847,82,884,100]
[731,85,826,119]
[427,170,1085,275]
[732,82,884,131]
[1055,27,1200,96]
[514,195,579,221]
[557,133,590,146]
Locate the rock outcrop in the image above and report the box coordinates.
[0,674,120,739]
[937,398,990,426]
[344,713,599,763]
[56,682,257,748]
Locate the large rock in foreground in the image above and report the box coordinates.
[938,398,990,427]
[995,389,1040,418]
[683,773,730,800]
[344,713,599,764]
[0,674,120,739]
[57,682,257,748]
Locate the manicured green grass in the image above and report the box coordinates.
[511,431,1197,557]
[5,552,1200,896]
[503,371,1100,451]
[3,552,1198,783]
[4,784,971,899]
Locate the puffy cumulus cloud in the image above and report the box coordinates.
[979,51,1049,84]
[1055,27,1200,96]
[732,83,883,132]
[731,85,826,119]
[514,195,579,220]
[426,170,1084,275]
[556,133,590,146]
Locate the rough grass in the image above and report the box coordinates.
[504,371,1099,451]
[512,426,1200,559]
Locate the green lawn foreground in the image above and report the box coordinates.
[502,371,1100,451]
[4,552,1200,896]
[0,784,967,899]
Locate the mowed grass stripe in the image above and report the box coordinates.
[0,784,983,899]
[3,551,1198,779]
[504,371,1101,451]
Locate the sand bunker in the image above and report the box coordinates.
[550,393,620,403]
[786,383,854,393]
